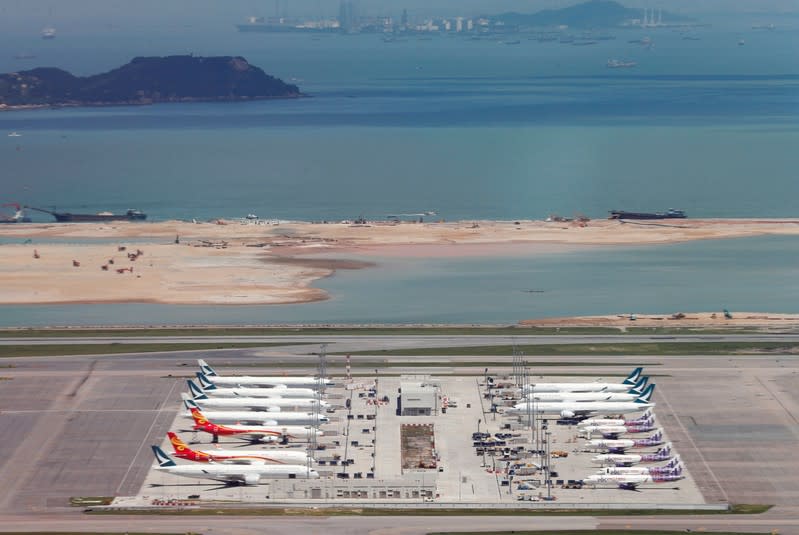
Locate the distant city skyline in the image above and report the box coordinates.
[2,0,798,28]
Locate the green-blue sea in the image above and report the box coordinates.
[1,21,797,325]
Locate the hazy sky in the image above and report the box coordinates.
[2,0,796,30]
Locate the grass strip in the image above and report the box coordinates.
[428,531,766,535]
[343,342,799,357]
[88,505,770,516]
[0,343,303,358]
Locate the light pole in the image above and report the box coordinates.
[478,418,485,466]
[545,429,552,500]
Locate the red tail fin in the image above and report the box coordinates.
[190,407,209,428]
[167,431,189,453]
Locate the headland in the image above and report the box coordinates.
[0,55,301,110]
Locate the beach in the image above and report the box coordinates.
[1,218,798,306]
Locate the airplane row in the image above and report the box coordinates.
[504,367,656,419]
[152,445,319,485]
[146,359,333,486]
[199,359,334,389]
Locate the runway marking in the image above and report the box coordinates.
[656,386,730,504]
[115,379,179,496]
[755,376,799,436]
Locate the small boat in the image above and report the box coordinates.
[738,39,745,46]
[8,132,21,137]
[607,59,637,68]
[41,27,56,39]
[245,213,259,220]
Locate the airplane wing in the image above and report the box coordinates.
[239,431,281,441]
[238,419,278,426]
[201,469,259,485]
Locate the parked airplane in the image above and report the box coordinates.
[190,408,323,442]
[583,466,684,490]
[577,409,654,428]
[166,432,310,465]
[591,443,673,466]
[188,381,329,410]
[507,384,655,419]
[515,367,643,394]
[199,359,334,388]
[597,456,681,476]
[152,445,318,485]
[523,376,649,403]
[579,417,656,439]
[587,430,664,453]
[181,395,329,426]
[196,373,319,399]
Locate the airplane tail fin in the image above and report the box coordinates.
[181,392,200,411]
[196,372,217,390]
[623,367,643,386]
[635,383,655,404]
[187,380,208,400]
[167,431,189,454]
[198,359,217,377]
[629,376,649,395]
[152,445,176,467]
[189,407,210,427]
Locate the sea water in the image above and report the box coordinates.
[0,22,797,324]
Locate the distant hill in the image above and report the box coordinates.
[0,55,301,109]
[488,0,690,29]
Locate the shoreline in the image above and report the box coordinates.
[0,218,798,306]
[0,93,306,113]
[0,312,797,331]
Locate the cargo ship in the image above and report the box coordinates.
[609,209,685,220]
[27,206,147,222]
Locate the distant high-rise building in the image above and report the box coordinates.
[401,8,408,29]
[455,17,463,32]
[338,0,357,32]
[466,19,474,31]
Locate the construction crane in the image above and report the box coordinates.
[1,203,31,223]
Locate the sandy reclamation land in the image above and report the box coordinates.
[1,218,798,306]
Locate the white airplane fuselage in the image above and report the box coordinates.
[207,376,333,388]
[587,438,635,450]
[521,383,633,393]
[156,463,319,484]
[178,448,311,465]
[208,423,324,441]
[193,397,329,410]
[584,473,651,485]
[205,386,319,399]
[182,410,329,426]
[509,401,654,417]
[592,453,648,465]
[525,392,638,402]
